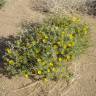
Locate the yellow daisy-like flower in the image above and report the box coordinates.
[32,41,36,45]
[62,31,65,35]
[38,70,42,75]
[45,35,48,39]
[72,17,80,23]
[55,27,59,30]
[47,69,50,73]
[83,25,88,34]
[59,58,62,62]
[68,43,72,47]
[44,78,48,82]
[37,59,41,62]
[43,39,47,43]
[69,34,74,40]
[57,41,60,45]
[71,42,75,47]
[25,74,29,78]
[6,48,12,54]
[52,68,56,72]
[50,63,54,67]
[72,17,77,22]
[9,60,14,65]
[42,62,46,66]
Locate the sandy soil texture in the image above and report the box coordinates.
[0,0,96,96]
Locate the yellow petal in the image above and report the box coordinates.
[50,63,54,67]
[9,60,14,65]
[25,74,29,78]
[38,70,42,75]
[59,58,62,62]
[48,69,50,73]
[6,48,12,54]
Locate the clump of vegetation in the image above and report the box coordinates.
[0,0,5,9]
[3,15,89,80]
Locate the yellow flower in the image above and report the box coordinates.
[38,70,42,75]
[68,42,75,47]
[68,43,72,47]
[71,42,75,47]
[53,45,58,49]
[72,17,77,22]
[57,41,60,45]
[45,35,48,39]
[47,69,50,73]
[42,62,46,65]
[25,74,29,78]
[50,62,54,66]
[83,25,88,34]
[44,78,48,82]
[55,27,59,30]
[59,58,62,62]
[69,34,74,40]
[43,39,47,43]
[52,68,56,72]
[52,68,58,72]
[32,41,36,45]
[9,60,14,65]
[6,48,12,54]
[62,31,65,35]
[84,30,88,34]
[37,59,41,62]
[72,17,80,23]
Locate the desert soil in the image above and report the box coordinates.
[0,0,96,96]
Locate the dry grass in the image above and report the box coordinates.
[31,0,87,13]
[30,0,96,16]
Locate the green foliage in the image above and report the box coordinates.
[0,0,5,9]
[3,15,89,80]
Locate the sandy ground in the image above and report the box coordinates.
[0,0,96,96]
[0,0,45,37]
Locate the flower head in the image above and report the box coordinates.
[50,62,54,67]
[59,58,62,62]
[38,70,42,75]
[6,48,12,54]
[9,60,14,65]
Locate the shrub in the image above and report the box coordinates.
[0,0,5,9]
[3,15,89,80]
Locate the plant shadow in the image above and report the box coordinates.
[86,0,96,16]
[0,35,16,78]
[0,35,44,80]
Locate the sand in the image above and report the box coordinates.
[0,0,96,96]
